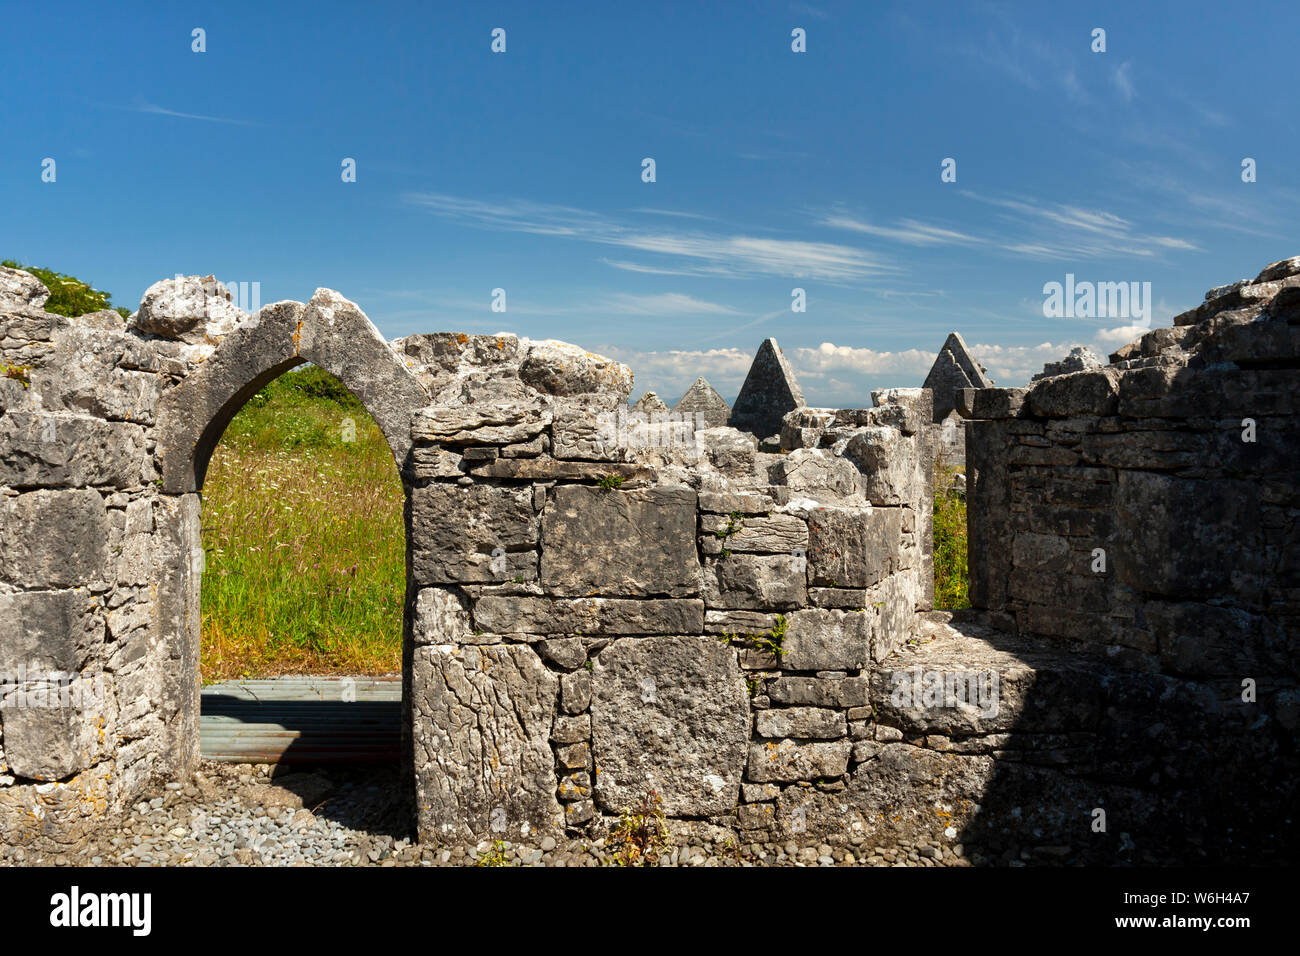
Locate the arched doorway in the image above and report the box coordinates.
[153,289,428,777]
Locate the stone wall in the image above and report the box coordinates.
[394,336,934,842]
[956,257,1300,859]
[0,268,934,849]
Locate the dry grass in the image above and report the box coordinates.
[199,368,405,681]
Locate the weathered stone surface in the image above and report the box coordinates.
[0,674,116,780]
[560,671,592,715]
[780,608,870,671]
[410,446,464,479]
[590,637,748,816]
[700,513,807,555]
[695,427,756,477]
[704,609,778,634]
[770,448,863,502]
[922,332,992,422]
[0,489,111,587]
[129,275,245,339]
[0,265,50,312]
[767,676,868,708]
[958,387,1026,420]
[411,400,551,445]
[540,485,697,597]
[552,714,591,745]
[550,395,633,461]
[1026,368,1120,418]
[0,413,147,489]
[1114,473,1259,598]
[703,553,807,609]
[0,590,103,674]
[413,643,562,842]
[698,491,775,514]
[839,428,915,504]
[536,637,585,670]
[729,338,806,439]
[746,739,851,782]
[671,377,730,429]
[630,391,668,413]
[806,506,899,588]
[473,595,703,635]
[518,340,632,397]
[1032,345,1103,382]
[754,706,846,739]
[411,587,472,645]
[411,484,538,584]
[463,457,652,481]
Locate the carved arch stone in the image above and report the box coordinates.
[155,289,428,493]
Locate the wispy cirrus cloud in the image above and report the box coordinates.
[819,215,981,247]
[819,192,1200,262]
[602,292,744,316]
[110,99,254,126]
[404,193,897,282]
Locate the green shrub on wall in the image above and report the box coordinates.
[2,259,131,319]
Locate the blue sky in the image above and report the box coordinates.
[4,0,1297,405]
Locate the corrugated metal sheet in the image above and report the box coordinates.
[200,677,401,764]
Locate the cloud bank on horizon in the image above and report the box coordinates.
[3,1,1296,408]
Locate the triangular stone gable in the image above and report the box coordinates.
[922,331,992,422]
[672,377,730,427]
[631,391,669,413]
[728,337,806,439]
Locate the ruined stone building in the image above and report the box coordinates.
[1,257,1296,863]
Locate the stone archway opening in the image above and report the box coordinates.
[153,288,429,789]
[196,362,407,764]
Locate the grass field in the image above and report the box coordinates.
[932,462,971,610]
[199,366,405,681]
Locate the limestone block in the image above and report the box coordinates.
[1026,368,1120,418]
[0,589,104,674]
[472,595,703,635]
[700,513,807,555]
[410,399,551,445]
[771,448,863,502]
[540,485,697,597]
[806,506,899,588]
[839,428,917,505]
[703,553,806,609]
[519,340,633,397]
[590,637,749,816]
[412,643,562,843]
[411,587,473,645]
[780,608,870,671]
[0,489,111,588]
[746,739,851,782]
[0,673,116,780]
[411,484,538,584]
[754,706,846,740]
[0,413,148,489]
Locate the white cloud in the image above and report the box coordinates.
[602,293,744,316]
[819,216,980,247]
[1113,61,1136,103]
[405,193,896,282]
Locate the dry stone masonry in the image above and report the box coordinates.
[2,258,1295,864]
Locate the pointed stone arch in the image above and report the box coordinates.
[156,289,428,493]
[150,288,428,777]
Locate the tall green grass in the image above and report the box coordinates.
[933,463,971,610]
[200,366,405,680]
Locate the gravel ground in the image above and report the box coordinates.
[0,760,994,867]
